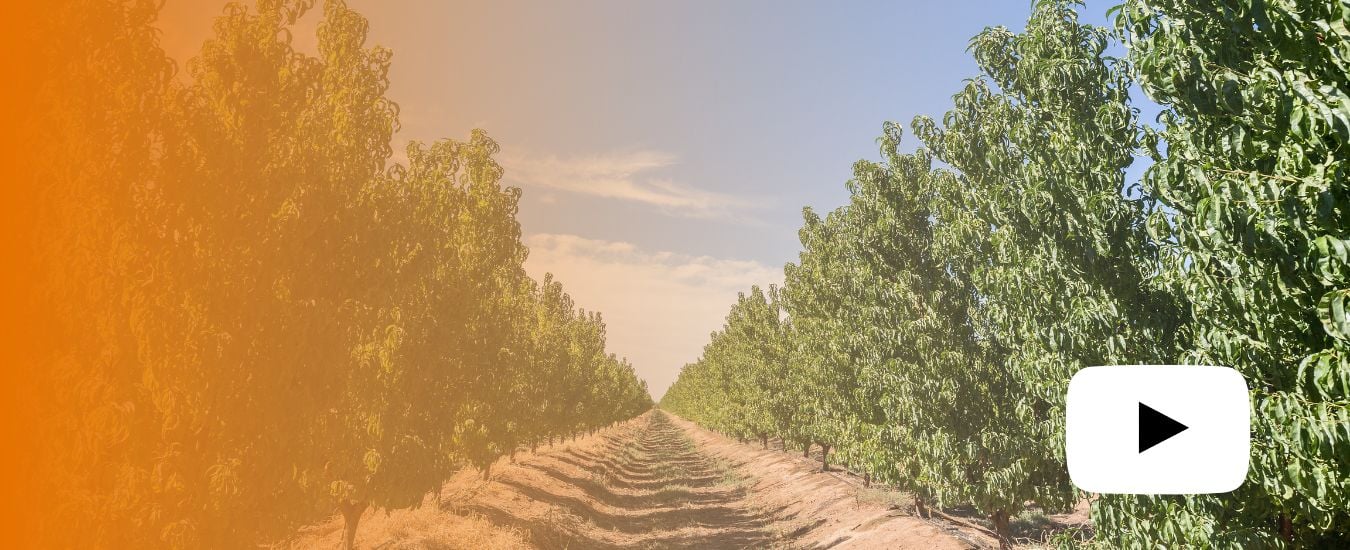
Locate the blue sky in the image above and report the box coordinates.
[163,0,1151,397]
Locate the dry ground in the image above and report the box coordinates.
[282,411,1088,549]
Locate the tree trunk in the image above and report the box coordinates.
[991,509,1012,550]
[914,495,928,518]
[340,500,368,550]
[481,462,492,481]
[802,442,811,458]
[820,444,831,472]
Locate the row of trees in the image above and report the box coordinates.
[15,1,650,549]
[661,0,1347,547]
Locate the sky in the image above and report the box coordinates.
[159,0,1141,399]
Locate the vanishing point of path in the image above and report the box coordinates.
[466,411,783,548]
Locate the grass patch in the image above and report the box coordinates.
[707,458,746,488]
[853,486,909,509]
[652,483,698,499]
[654,459,692,481]
[717,469,747,488]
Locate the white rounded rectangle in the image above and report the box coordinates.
[1065,365,1249,494]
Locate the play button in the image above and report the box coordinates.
[1138,402,1188,453]
[1066,366,1249,494]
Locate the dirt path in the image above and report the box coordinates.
[284,411,983,549]
[460,411,788,548]
[669,415,982,550]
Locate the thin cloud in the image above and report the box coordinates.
[500,150,758,219]
[524,233,782,399]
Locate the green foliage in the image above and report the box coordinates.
[839,129,992,512]
[666,0,1347,546]
[912,0,1182,526]
[23,1,651,548]
[660,286,793,445]
[1100,0,1350,546]
[786,199,884,463]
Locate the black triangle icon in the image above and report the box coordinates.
[1139,402,1188,453]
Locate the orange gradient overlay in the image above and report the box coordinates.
[4,1,651,547]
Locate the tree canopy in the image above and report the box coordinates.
[15,1,650,548]
[664,0,1348,546]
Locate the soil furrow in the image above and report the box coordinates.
[285,411,983,549]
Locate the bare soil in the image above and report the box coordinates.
[283,411,1087,549]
